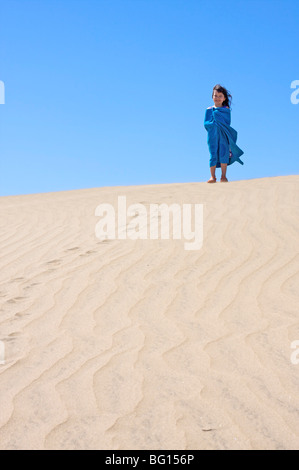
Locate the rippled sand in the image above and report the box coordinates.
[0,176,298,450]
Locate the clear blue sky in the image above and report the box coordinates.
[0,0,298,196]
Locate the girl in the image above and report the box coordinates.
[204,84,244,183]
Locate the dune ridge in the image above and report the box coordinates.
[0,175,298,449]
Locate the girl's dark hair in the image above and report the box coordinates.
[212,84,232,108]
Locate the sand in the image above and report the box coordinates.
[0,175,298,450]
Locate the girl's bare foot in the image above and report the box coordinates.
[220,176,228,182]
[207,177,217,183]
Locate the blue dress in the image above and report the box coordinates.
[204,106,244,168]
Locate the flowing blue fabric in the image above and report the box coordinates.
[204,106,244,168]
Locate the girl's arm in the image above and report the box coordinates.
[204,107,213,127]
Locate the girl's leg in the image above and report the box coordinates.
[220,163,228,182]
[207,125,218,183]
[207,165,216,183]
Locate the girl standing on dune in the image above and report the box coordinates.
[204,84,244,183]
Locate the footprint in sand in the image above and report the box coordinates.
[15,311,30,317]
[46,259,62,265]
[6,332,21,341]
[79,250,97,257]
[6,296,26,304]
[24,282,40,290]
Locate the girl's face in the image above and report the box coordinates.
[212,91,225,107]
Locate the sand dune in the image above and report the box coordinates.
[0,175,298,450]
